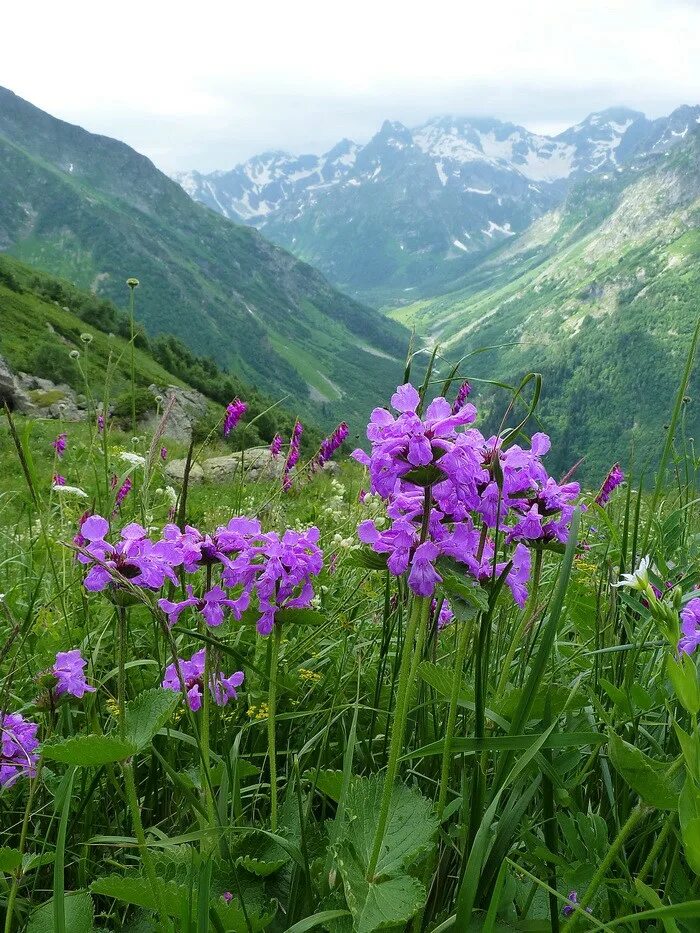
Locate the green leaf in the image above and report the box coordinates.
[436,563,490,614]
[236,854,287,877]
[336,844,426,933]
[419,661,474,706]
[123,688,179,751]
[26,891,94,933]
[0,847,22,872]
[305,769,352,803]
[275,607,326,626]
[404,731,603,759]
[402,464,446,486]
[90,874,188,919]
[285,911,352,932]
[346,549,388,571]
[608,732,681,810]
[338,774,438,878]
[42,734,135,767]
[634,879,680,933]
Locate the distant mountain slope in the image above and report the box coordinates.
[0,87,408,431]
[390,132,700,480]
[0,253,322,449]
[176,106,700,304]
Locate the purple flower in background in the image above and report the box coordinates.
[222,892,233,904]
[53,474,66,487]
[53,649,96,698]
[158,583,250,628]
[160,446,168,462]
[434,599,454,630]
[114,477,132,510]
[452,380,471,413]
[269,434,283,459]
[315,421,349,468]
[595,463,624,506]
[224,398,247,437]
[52,433,67,458]
[97,414,105,433]
[562,890,590,917]
[283,420,303,492]
[0,711,39,787]
[162,649,244,711]
[679,598,700,655]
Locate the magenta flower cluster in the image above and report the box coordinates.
[52,650,96,699]
[595,462,624,506]
[678,598,700,655]
[353,383,579,605]
[315,421,349,469]
[224,398,247,437]
[283,420,303,492]
[52,432,67,458]
[0,711,39,787]
[79,515,323,637]
[162,648,244,711]
[269,433,283,459]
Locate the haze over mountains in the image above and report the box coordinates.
[0,86,407,431]
[176,105,700,304]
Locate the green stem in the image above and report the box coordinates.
[200,638,215,835]
[3,761,42,933]
[128,285,137,437]
[122,761,172,932]
[268,623,282,832]
[495,548,542,700]
[117,606,127,740]
[366,594,429,879]
[437,617,473,816]
[563,803,650,930]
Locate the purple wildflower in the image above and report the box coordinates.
[224,398,247,437]
[0,711,39,787]
[97,414,105,433]
[269,434,283,458]
[452,380,471,413]
[158,583,250,628]
[160,446,168,461]
[679,598,700,655]
[53,474,66,487]
[562,890,591,917]
[52,433,67,458]
[315,422,349,468]
[434,599,454,630]
[595,463,624,506]
[283,420,303,492]
[114,477,132,510]
[52,649,96,698]
[162,649,244,711]
[222,892,233,904]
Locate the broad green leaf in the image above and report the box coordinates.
[634,879,680,933]
[338,774,438,878]
[0,847,22,872]
[667,654,700,715]
[26,891,94,933]
[599,678,632,716]
[495,684,589,720]
[285,911,352,932]
[236,854,287,877]
[337,844,426,933]
[402,464,446,486]
[90,874,188,919]
[419,661,473,705]
[436,563,490,614]
[608,732,681,810]
[42,734,135,767]
[123,688,179,751]
[305,769,352,803]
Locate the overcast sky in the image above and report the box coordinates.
[3,0,700,173]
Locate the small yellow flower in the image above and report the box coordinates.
[299,668,321,684]
[255,703,269,721]
[246,706,258,719]
[106,698,120,717]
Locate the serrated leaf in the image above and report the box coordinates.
[338,774,438,878]
[123,688,179,751]
[26,891,94,933]
[90,874,188,918]
[305,769,353,803]
[608,732,681,810]
[337,844,425,933]
[418,661,474,706]
[346,549,388,571]
[236,854,287,877]
[0,847,22,871]
[42,734,135,767]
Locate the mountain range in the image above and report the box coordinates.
[0,86,408,432]
[175,105,700,305]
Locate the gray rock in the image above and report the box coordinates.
[142,384,209,442]
[202,447,284,483]
[165,458,204,485]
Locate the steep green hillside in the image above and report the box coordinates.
[0,254,322,450]
[0,87,407,430]
[392,134,700,479]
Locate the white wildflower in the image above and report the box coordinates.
[119,452,146,467]
[613,556,651,591]
[52,483,88,498]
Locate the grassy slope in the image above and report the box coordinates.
[390,136,700,480]
[0,86,407,431]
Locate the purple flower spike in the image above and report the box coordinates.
[53,649,96,698]
[679,598,700,655]
[452,380,472,413]
[160,446,168,461]
[314,422,349,469]
[0,711,39,787]
[158,584,250,629]
[224,398,247,437]
[283,420,303,492]
[269,434,283,459]
[53,474,66,487]
[97,414,105,433]
[52,433,67,458]
[595,463,624,506]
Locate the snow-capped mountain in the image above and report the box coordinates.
[174,105,700,302]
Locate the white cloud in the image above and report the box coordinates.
[1,0,699,171]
